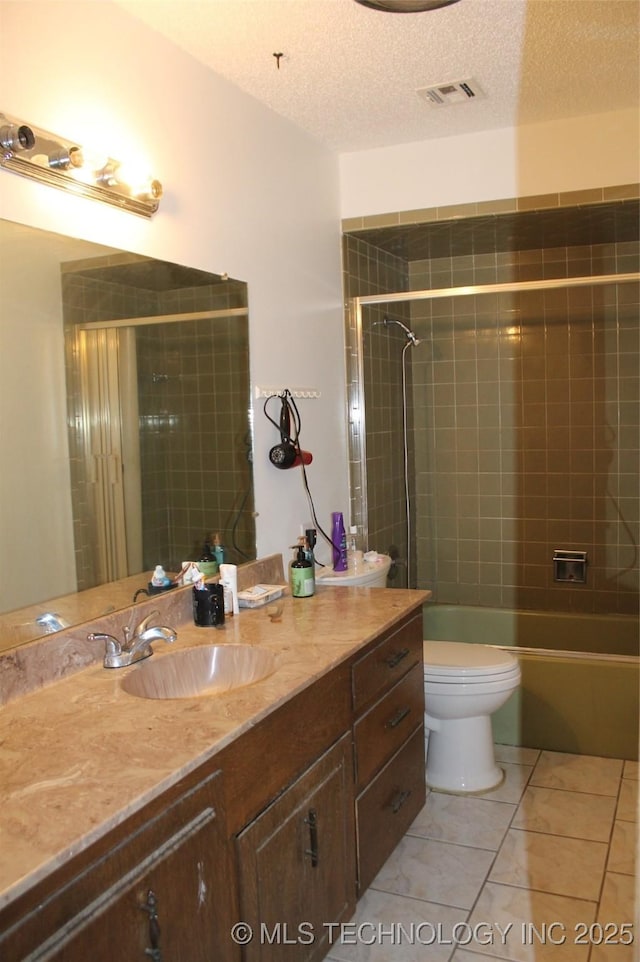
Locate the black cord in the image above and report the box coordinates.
[285,392,339,558]
[264,389,341,558]
[230,485,252,560]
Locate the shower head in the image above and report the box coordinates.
[381,316,421,346]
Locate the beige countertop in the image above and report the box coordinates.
[0,585,426,910]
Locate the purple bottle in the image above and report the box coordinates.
[331,512,348,572]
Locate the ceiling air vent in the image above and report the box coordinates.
[417,78,484,107]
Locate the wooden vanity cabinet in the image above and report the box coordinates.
[235,734,355,962]
[0,769,238,962]
[351,612,425,892]
[1,601,427,961]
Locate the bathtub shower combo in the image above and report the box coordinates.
[345,248,640,785]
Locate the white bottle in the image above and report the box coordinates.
[219,563,239,615]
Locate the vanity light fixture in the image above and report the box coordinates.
[0,111,162,217]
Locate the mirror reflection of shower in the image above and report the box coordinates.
[373,316,422,587]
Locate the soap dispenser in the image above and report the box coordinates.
[290,545,315,598]
[198,539,218,578]
[213,532,226,566]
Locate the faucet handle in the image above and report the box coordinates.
[88,632,123,669]
[127,609,161,641]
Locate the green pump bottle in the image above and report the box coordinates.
[290,545,315,598]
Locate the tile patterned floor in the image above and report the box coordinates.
[326,747,638,962]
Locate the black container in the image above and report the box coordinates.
[192,583,225,627]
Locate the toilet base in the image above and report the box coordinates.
[425,714,503,794]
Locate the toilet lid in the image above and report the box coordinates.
[424,640,518,678]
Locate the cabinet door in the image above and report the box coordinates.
[32,772,236,962]
[236,734,355,962]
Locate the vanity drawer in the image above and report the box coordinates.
[353,661,424,791]
[352,613,422,714]
[355,724,426,893]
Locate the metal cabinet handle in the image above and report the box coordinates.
[385,647,410,669]
[386,706,411,729]
[390,789,411,814]
[142,889,162,961]
[304,808,319,868]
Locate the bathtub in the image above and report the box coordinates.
[423,603,639,761]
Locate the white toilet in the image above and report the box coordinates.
[423,640,521,793]
[315,553,392,588]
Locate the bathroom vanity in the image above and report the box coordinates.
[0,576,427,961]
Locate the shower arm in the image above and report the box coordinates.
[375,316,421,346]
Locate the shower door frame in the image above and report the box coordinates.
[346,270,640,581]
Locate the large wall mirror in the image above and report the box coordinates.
[0,219,255,651]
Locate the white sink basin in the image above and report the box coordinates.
[121,644,276,700]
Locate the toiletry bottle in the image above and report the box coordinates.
[213,533,225,566]
[198,539,218,578]
[348,525,364,570]
[331,512,348,572]
[219,563,239,615]
[305,527,317,566]
[290,545,315,597]
[151,565,170,587]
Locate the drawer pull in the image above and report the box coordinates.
[142,889,162,961]
[390,789,412,814]
[386,706,411,729]
[385,647,410,669]
[304,808,319,868]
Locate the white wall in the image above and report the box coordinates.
[0,0,349,596]
[339,108,640,218]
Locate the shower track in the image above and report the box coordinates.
[346,270,640,583]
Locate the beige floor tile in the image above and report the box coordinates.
[512,785,616,842]
[481,762,534,804]
[495,745,541,767]
[369,834,494,910]
[489,829,607,901]
[325,888,468,962]
[530,751,623,796]
[622,760,638,781]
[462,881,596,961]
[607,819,637,875]
[407,792,516,851]
[616,778,638,823]
[590,872,637,962]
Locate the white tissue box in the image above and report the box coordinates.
[237,584,286,608]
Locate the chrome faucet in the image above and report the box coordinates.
[35,612,70,633]
[88,611,177,668]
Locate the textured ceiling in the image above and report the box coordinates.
[115,0,639,152]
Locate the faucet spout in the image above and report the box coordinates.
[127,625,177,661]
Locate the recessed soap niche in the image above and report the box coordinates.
[553,550,588,584]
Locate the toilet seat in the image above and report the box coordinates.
[423,640,518,682]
